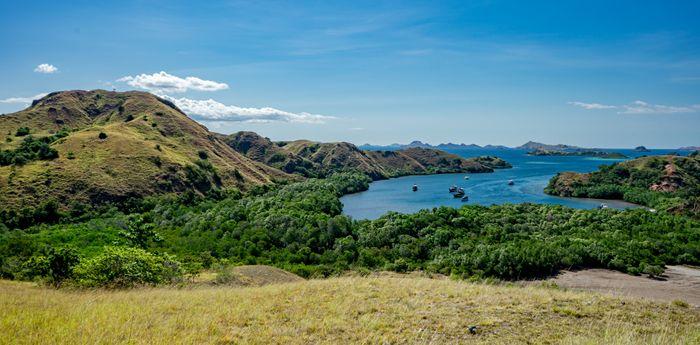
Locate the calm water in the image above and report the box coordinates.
[341,149,687,220]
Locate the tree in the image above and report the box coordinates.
[98,132,108,140]
[119,215,162,249]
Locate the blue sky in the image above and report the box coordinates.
[1,0,699,148]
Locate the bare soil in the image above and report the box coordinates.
[543,265,700,306]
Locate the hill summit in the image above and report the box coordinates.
[0,90,286,212]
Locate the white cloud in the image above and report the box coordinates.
[567,101,617,110]
[34,64,58,74]
[117,71,229,93]
[619,100,700,114]
[0,93,48,104]
[160,95,334,124]
[569,100,700,114]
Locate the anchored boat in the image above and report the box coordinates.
[412,184,418,192]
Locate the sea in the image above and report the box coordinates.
[340,148,689,220]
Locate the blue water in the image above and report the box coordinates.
[341,149,688,220]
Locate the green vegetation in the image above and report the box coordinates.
[72,246,182,288]
[14,126,30,136]
[2,172,698,287]
[0,130,67,166]
[546,154,700,217]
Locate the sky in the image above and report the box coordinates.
[1,0,699,148]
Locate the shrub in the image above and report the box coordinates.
[20,246,80,286]
[73,246,182,288]
[15,127,30,136]
[125,114,135,122]
[98,132,108,140]
[198,150,209,160]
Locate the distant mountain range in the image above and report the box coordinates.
[359,141,510,151]
[361,141,590,151]
[361,141,699,152]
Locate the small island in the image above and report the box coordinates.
[634,146,651,152]
[527,149,628,159]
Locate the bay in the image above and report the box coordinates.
[341,148,686,220]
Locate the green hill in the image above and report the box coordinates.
[0,90,288,214]
[224,131,510,180]
[545,154,700,216]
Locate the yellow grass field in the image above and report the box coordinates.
[1,276,698,345]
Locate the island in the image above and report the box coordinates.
[634,146,651,152]
[527,149,627,159]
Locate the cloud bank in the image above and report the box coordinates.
[161,95,333,124]
[0,93,48,104]
[569,100,700,114]
[34,64,58,74]
[567,101,617,110]
[118,71,229,93]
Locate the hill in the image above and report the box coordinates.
[545,154,700,216]
[528,149,627,159]
[224,132,511,180]
[516,141,587,152]
[1,276,697,344]
[0,90,287,214]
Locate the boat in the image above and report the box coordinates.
[412,184,418,192]
[461,195,469,202]
[449,185,458,193]
[464,175,470,180]
[598,203,608,209]
[507,180,514,186]
[453,188,465,198]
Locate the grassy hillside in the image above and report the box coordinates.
[546,154,700,217]
[1,276,698,344]
[0,90,287,214]
[224,131,510,180]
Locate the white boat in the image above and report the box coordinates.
[464,176,470,180]
[507,180,514,186]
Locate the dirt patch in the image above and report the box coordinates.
[231,265,304,286]
[540,266,700,306]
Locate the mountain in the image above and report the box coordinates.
[634,146,651,152]
[358,141,512,150]
[224,132,510,180]
[545,154,700,216]
[0,90,287,212]
[679,146,700,151]
[516,141,586,152]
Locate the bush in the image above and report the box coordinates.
[98,132,108,140]
[15,127,30,136]
[73,246,182,288]
[20,246,80,286]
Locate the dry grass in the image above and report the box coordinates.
[1,276,698,345]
